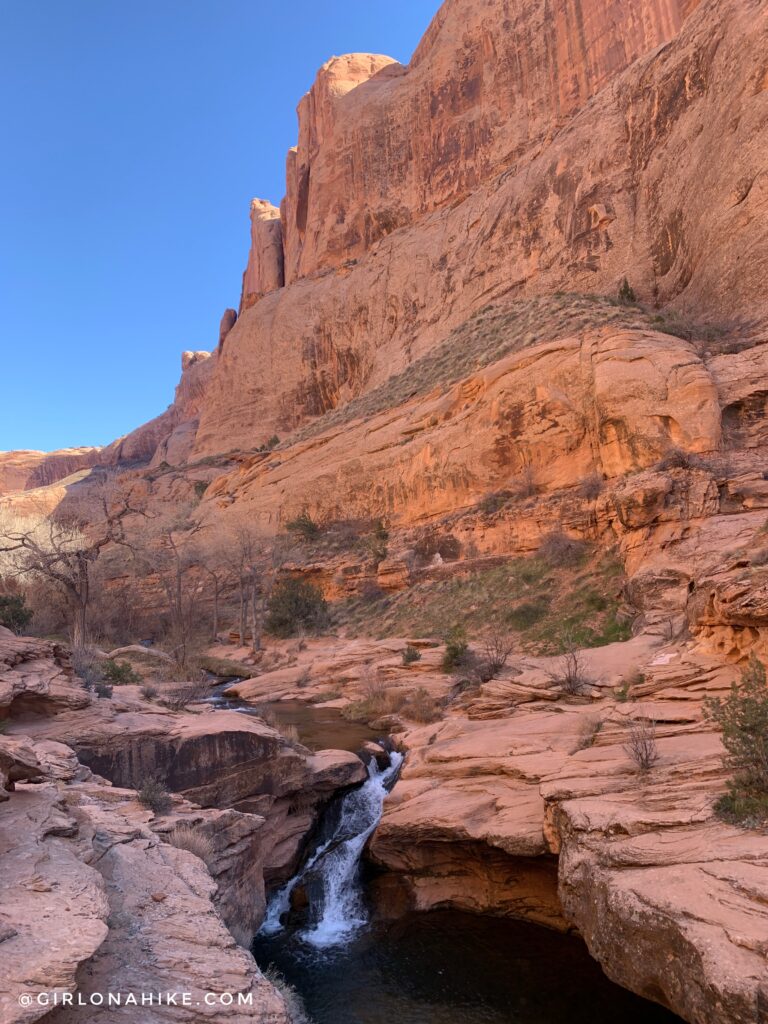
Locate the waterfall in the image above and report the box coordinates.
[260,751,403,948]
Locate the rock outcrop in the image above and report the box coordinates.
[0,448,102,498]
[0,629,89,719]
[240,200,284,311]
[0,752,291,1024]
[193,0,766,457]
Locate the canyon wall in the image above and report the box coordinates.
[191,0,766,458]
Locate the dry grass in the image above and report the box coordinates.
[255,707,301,745]
[167,824,215,866]
[282,294,696,447]
[575,716,603,751]
[160,679,211,711]
[624,716,659,772]
[401,687,442,724]
[262,966,312,1024]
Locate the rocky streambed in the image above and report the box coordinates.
[1,627,767,1024]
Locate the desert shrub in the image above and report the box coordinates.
[193,480,207,499]
[576,716,603,750]
[547,646,592,696]
[102,659,142,685]
[256,435,280,453]
[413,530,462,565]
[614,681,630,702]
[362,519,389,563]
[750,547,768,567]
[478,491,512,515]
[538,530,588,567]
[656,447,696,471]
[624,716,659,772]
[140,684,158,701]
[402,644,422,665]
[72,646,104,689]
[262,966,312,1024]
[577,474,604,500]
[285,510,321,541]
[441,628,469,672]
[167,824,215,866]
[704,655,768,826]
[94,682,113,699]
[506,598,550,630]
[161,679,210,711]
[358,581,386,603]
[137,776,172,814]
[266,577,328,638]
[481,630,514,678]
[509,464,540,499]
[0,594,32,634]
[402,687,442,724]
[617,277,637,305]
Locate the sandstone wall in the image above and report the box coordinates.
[194,0,767,458]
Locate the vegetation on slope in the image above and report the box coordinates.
[337,545,631,655]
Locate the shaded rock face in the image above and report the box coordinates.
[0,630,89,719]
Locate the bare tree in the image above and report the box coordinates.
[0,480,140,647]
[482,630,515,678]
[624,715,659,772]
[219,513,295,653]
[132,505,202,671]
[547,642,592,696]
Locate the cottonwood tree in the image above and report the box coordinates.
[0,480,140,648]
[215,512,296,653]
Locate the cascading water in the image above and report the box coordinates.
[260,751,403,948]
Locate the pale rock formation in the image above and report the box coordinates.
[0,448,102,498]
[240,200,284,311]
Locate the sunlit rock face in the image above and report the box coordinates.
[192,0,766,460]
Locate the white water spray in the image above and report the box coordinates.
[260,752,403,947]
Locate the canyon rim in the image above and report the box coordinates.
[1,0,768,1022]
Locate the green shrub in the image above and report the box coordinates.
[285,510,322,541]
[94,682,113,699]
[0,594,32,634]
[402,644,422,665]
[266,577,328,638]
[102,659,142,685]
[506,598,550,630]
[137,776,172,814]
[617,278,636,305]
[442,628,469,672]
[704,655,768,825]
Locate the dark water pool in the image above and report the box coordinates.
[209,684,379,753]
[253,910,681,1024]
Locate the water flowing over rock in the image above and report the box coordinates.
[262,752,403,947]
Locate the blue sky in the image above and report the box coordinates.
[0,0,436,452]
